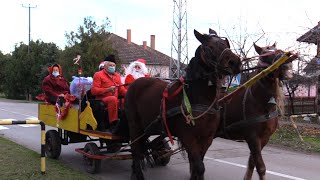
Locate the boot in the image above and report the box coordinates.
[109,120,120,134]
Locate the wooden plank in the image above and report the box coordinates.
[38,103,79,133]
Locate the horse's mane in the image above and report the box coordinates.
[185,45,217,82]
[275,79,285,117]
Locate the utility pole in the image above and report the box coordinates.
[22,4,37,56]
[170,0,188,78]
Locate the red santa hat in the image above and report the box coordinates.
[98,61,105,70]
[136,59,146,65]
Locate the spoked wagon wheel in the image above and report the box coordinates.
[150,138,171,166]
[45,130,61,159]
[153,140,171,166]
[83,143,101,174]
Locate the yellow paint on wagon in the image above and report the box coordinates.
[38,104,79,133]
[79,130,115,140]
[79,102,98,130]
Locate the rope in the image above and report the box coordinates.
[180,97,217,124]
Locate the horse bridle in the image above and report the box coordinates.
[201,42,233,76]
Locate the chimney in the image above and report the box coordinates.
[127,29,131,44]
[150,35,155,49]
[143,41,147,49]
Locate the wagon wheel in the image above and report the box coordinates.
[45,130,61,159]
[152,140,171,166]
[83,143,101,174]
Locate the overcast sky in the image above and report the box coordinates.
[0,0,319,59]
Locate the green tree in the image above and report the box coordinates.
[0,51,11,93]
[3,41,60,99]
[59,16,116,79]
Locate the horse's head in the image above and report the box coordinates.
[254,43,293,80]
[194,29,241,77]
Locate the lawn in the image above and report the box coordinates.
[270,123,320,153]
[0,136,94,180]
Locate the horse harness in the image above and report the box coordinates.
[220,50,282,134]
[143,77,220,145]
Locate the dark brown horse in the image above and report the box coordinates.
[124,29,241,180]
[217,43,293,180]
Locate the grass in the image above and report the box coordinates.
[270,124,320,153]
[0,136,94,180]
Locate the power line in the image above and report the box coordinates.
[22,4,37,56]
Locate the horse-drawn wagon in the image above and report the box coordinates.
[38,92,171,174]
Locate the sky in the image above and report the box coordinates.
[0,0,319,61]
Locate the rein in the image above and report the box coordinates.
[161,75,219,145]
[161,77,184,145]
[242,50,283,62]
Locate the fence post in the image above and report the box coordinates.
[289,116,304,142]
[40,121,46,174]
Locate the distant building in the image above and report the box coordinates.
[295,21,320,97]
[108,29,172,78]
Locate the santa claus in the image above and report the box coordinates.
[125,59,149,86]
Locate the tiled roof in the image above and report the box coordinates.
[108,33,171,66]
[297,22,320,44]
[303,57,319,73]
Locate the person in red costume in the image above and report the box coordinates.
[91,55,127,133]
[124,59,150,89]
[42,64,70,104]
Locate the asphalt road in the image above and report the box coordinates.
[0,100,319,180]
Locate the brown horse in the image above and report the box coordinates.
[124,29,241,180]
[217,43,293,180]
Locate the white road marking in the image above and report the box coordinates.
[25,116,38,120]
[18,124,38,127]
[0,118,16,121]
[0,125,9,130]
[0,108,34,117]
[204,156,307,180]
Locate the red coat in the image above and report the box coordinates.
[91,70,127,100]
[124,74,150,89]
[42,64,70,97]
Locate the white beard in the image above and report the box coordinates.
[131,71,145,79]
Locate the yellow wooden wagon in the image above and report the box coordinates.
[38,97,171,174]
